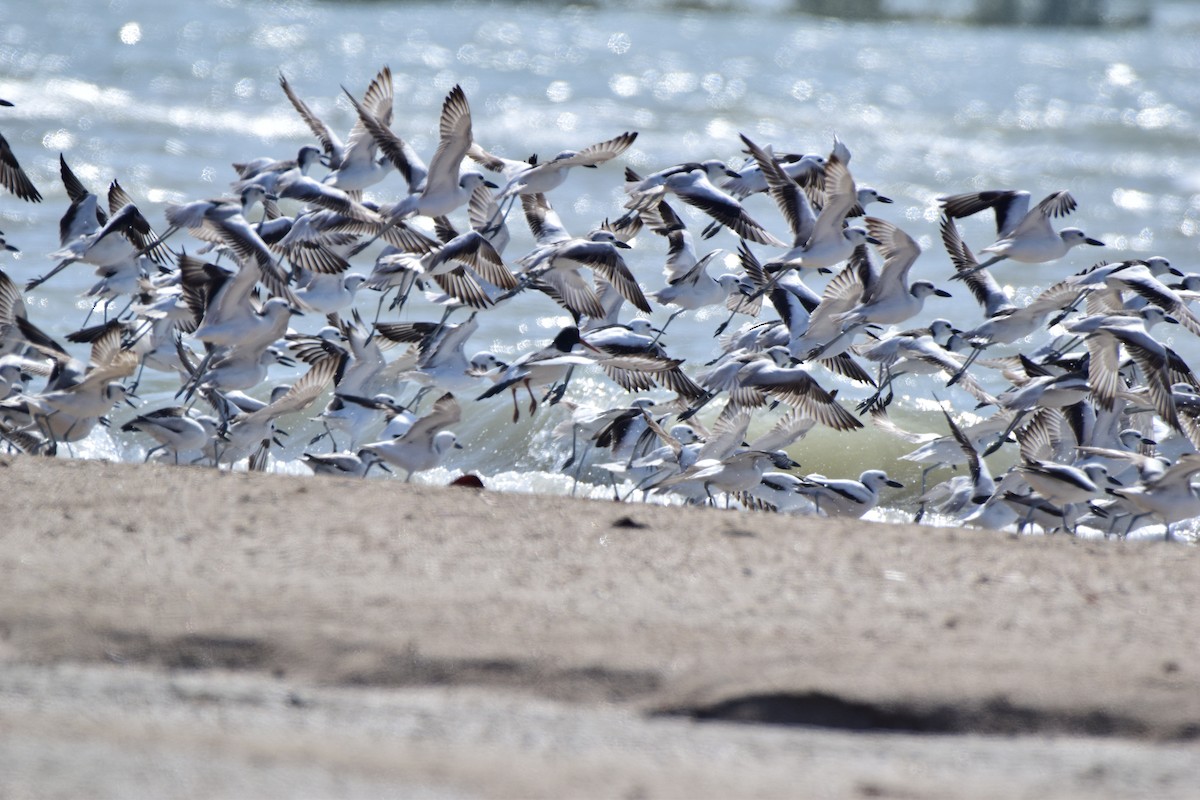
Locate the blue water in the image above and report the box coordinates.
[3,0,1200,529]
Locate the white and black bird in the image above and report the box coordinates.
[362,391,463,481]
[279,65,397,195]
[795,469,904,518]
[940,189,1103,274]
[476,326,600,422]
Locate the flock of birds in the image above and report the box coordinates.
[3,67,1200,540]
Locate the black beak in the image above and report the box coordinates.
[935,288,952,297]
[614,240,631,249]
[1086,238,1105,246]
[876,195,893,203]
[886,479,904,488]
[724,169,741,178]
[866,236,882,245]
[484,180,499,189]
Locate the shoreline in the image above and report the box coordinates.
[2,454,1198,797]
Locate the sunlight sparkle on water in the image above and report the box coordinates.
[118,22,141,45]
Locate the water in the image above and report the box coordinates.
[3,0,1200,534]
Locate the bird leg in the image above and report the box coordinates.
[947,344,985,387]
[982,410,1027,458]
[950,254,1007,282]
[525,379,539,415]
[545,366,575,406]
[509,386,522,423]
[653,308,685,343]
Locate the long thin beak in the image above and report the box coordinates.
[886,479,904,488]
[484,180,499,189]
[935,288,952,297]
[1086,238,1105,246]
[876,195,894,203]
[614,241,631,249]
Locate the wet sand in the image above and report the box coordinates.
[1,454,1198,798]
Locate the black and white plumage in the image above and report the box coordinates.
[361,391,463,481]
[280,66,397,194]
[795,469,904,518]
[0,99,40,203]
[517,193,650,317]
[940,189,1104,273]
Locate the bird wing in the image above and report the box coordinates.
[0,131,41,202]
[740,133,817,247]
[278,72,345,168]
[423,84,474,197]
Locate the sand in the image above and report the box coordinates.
[1,453,1198,798]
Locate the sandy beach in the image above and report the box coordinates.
[0,454,1197,798]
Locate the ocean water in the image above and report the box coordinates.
[3,0,1200,532]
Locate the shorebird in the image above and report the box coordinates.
[643,200,742,325]
[693,345,863,431]
[232,145,324,195]
[721,150,825,199]
[121,406,215,463]
[302,448,384,478]
[834,217,950,329]
[514,192,650,318]
[362,391,463,481]
[213,354,339,467]
[940,189,1104,275]
[624,159,784,247]
[1106,453,1200,539]
[279,66,396,195]
[28,158,165,295]
[471,129,637,211]
[795,469,904,518]
[739,133,877,273]
[381,85,492,222]
[476,326,600,422]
